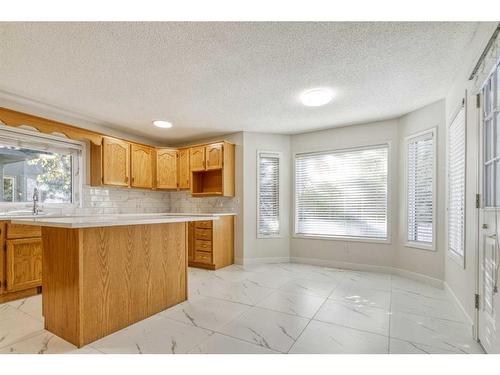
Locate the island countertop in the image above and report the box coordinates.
[11,212,221,228]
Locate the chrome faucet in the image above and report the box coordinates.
[32,187,40,215]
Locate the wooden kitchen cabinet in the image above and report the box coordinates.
[205,143,223,170]
[130,144,154,189]
[102,136,130,187]
[177,148,190,190]
[187,216,234,270]
[190,146,206,172]
[156,148,178,189]
[190,141,235,197]
[0,222,43,303]
[6,238,43,292]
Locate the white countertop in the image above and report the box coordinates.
[11,213,226,229]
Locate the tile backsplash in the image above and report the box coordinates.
[168,191,238,213]
[0,186,170,216]
[0,187,238,216]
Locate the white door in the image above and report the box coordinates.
[478,64,500,354]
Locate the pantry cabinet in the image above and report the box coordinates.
[130,144,154,189]
[156,149,178,189]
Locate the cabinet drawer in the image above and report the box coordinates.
[194,239,212,252]
[194,220,213,229]
[194,228,212,241]
[194,250,212,264]
[6,224,42,239]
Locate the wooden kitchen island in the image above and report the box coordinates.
[12,214,218,347]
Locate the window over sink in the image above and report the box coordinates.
[0,125,84,205]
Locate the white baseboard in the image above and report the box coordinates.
[236,256,290,265]
[394,268,443,289]
[290,256,444,289]
[444,281,475,329]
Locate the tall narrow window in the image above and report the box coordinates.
[295,144,389,240]
[257,151,280,237]
[406,129,435,248]
[448,104,466,261]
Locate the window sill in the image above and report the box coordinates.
[257,234,283,239]
[404,241,435,252]
[293,233,391,245]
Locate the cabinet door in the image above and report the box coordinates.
[6,238,43,292]
[102,137,130,186]
[131,144,154,188]
[156,149,178,189]
[0,222,5,294]
[206,143,223,170]
[190,146,206,171]
[178,148,190,189]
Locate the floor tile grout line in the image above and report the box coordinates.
[288,286,338,354]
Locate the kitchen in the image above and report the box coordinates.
[1,17,500,366]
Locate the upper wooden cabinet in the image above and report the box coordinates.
[131,144,154,189]
[90,135,234,197]
[177,148,190,190]
[191,141,235,197]
[156,149,178,189]
[206,143,223,170]
[102,137,130,187]
[190,146,206,172]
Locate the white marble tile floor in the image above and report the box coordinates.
[0,263,484,354]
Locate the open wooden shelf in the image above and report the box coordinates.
[191,169,224,196]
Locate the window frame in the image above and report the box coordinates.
[447,100,467,268]
[0,125,85,208]
[404,128,437,251]
[292,142,392,244]
[256,150,282,239]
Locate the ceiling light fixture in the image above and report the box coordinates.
[300,88,334,107]
[152,120,173,129]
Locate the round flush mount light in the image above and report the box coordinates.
[300,88,334,107]
[152,120,173,129]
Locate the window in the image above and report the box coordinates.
[295,144,389,240]
[483,63,499,208]
[257,151,280,237]
[448,104,466,261]
[0,126,84,205]
[406,129,435,248]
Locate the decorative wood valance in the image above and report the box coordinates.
[0,107,103,145]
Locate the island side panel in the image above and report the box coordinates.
[42,227,83,347]
[80,222,187,346]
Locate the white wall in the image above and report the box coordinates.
[396,100,446,280]
[290,119,400,270]
[241,132,291,263]
[444,23,498,326]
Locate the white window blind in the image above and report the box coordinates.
[257,152,280,237]
[295,145,389,240]
[406,130,435,246]
[448,106,466,259]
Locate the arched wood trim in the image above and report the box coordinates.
[0,107,103,145]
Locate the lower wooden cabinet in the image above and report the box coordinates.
[6,238,42,292]
[187,216,234,270]
[0,222,43,303]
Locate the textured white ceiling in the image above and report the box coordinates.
[0,22,480,143]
